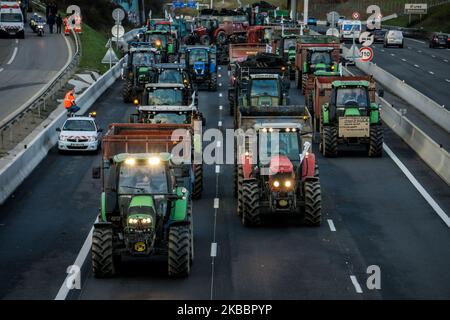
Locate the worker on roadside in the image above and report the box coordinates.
[56,14,63,34]
[64,90,80,115]
[63,16,70,36]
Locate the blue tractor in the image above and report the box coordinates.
[183,46,217,91]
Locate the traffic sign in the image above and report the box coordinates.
[352,11,360,20]
[327,11,339,25]
[326,28,339,37]
[359,31,374,47]
[111,25,125,38]
[112,8,125,22]
[359,47,374,62]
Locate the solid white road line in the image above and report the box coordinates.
[407,38,425,44]
[7,47,18,65]
[350,275,363,293]
[210,243,217,257]
[55,224,94,300]
[383,144,450,228]
[327,219,336,232]
[214,198,219,209]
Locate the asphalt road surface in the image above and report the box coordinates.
[0,22,70,123]
[0,66,449,300]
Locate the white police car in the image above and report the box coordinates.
[56,115,102,152]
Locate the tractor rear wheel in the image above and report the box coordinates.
[192,164,203,199]
[168,225,190,277]
[216,31,227,45]
[200,35,211,45]
[91,227,117,277]
[187,204,194,265]
[322,125,338,157]
[368,125,383,157]
[122,80,132,103]
[236,166,244,216]
[303,180,322,226]
[242,180,261,227]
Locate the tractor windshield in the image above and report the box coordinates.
[159,69,183,83]
[259,131,300,163]
[146,112,190,124]
[155,24,171,32]
[251,79,279,97]
[310,51,332,65]
[119,163,168,194]
[283,38,297,51]
[189,49,208,64]
[199,19,217,29]
[132,52,156,66]
[148,88,183,105]
[336,87,369,107]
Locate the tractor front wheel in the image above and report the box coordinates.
[303,180,322,226]
[168,225,191,277]
[91,227,117,277]
[122,80,132,103]
[322,125,338,157]
[242,180,261,227]
[368,125,383,157]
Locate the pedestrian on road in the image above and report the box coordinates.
[56,14,63,34]
[47,13,55,34]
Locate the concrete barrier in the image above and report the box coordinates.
[342,46,450,134]
[0,58,124,205]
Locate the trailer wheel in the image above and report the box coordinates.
[122,80,132,103]
[168,225,190,277]
[368,125,383,157]
[322,125,338,157]
[303,180,322,226]
[242,180,261,227]
[91,227,116,277]
[192,164,203,199]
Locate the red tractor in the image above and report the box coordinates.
[234,107,321,227]
[187,17,227,45]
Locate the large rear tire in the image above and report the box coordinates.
[192,164,203,199]
[216,31,227,45]
[322,125,338,157]
[91,227,116,277]
[122,80,132,103]
[368,125,383,157]
[303,180,322,226]
[187,204,194,265]
[242,180,261,227]
[236,166,244,216]
[168,225,190,277]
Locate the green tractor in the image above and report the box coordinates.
[122,45,160,103]
[91,127,195,277]
[145,30,177,63]
[320,79,383,157]
[276,34,299,80]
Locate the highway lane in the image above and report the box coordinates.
[0,69,449,299]
[0,22,70,123]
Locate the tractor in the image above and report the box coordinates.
[319,78,383,157]
[183,46,217,91]
[122,44,160,103]
[91,124,196,277]
[153,63,193,94]
[229,52,290,117]
[234,107,321,227]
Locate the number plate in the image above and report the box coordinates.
[338,116,370,138]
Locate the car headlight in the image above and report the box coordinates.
[88,136,97,142]
[59,135,68,141]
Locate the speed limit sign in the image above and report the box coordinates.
[359,47,374,62]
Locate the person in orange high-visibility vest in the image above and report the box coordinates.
[64,90,80,114]
[64,16,70,36]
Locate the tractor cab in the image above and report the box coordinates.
[305,47,339,75]
[154,63,192,91]
[280,35,298,63]
[145,30,176,62]
[242,74,287,108]
[133,105,202,125]
[330,81,371,119]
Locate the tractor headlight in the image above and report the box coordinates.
[148,157,161,165]
[141,217,152,225]
[284,180,292,188]
[128,218,139,224]
[273,180,280,188]
[125,158,136,166]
